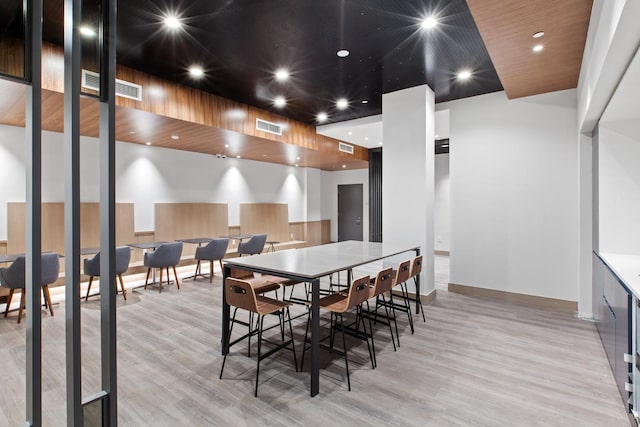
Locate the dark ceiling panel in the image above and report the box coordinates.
[39,0,503,123]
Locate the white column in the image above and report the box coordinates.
[579,132,593,318]
[382,85,435,295]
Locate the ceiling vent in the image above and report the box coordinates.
[338,142,354,154]
[81,69,143,101]
[256,118,283,135]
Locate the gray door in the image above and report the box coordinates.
[338,184,363,241]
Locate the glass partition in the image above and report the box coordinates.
[0,0,26,80]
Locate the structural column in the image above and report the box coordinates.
[382,85,435,296]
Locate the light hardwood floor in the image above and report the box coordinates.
[0,258,632,426]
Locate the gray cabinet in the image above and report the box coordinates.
[594,253,631,406]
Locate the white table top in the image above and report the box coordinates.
[224,240,420,280]
[600,252,640,298]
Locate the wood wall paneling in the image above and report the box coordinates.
[239,203,290,243]
[0,37,25,79]
[154,203,229,257]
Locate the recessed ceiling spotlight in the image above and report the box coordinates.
[274,96,286,108]
[337,49,350,58]
[435,134,439,138]
[532,31,545,38]
[348,131,353,135]
[189,66,204,78]
[79,26,96,38]
[171,134,179,140]
[129,131,136,135]
[163,15,182,29]
[361,100,368,104]
[296,156,301,160]
[275,68,289,82]
[532,44,544,53]
[316,112,328,123]
[421,16,438,30]
[145,142,151,146]
[378,142,382,145]
[236,155,241,159]
[336,98,349,110]
[342,165,347,168]
[457,70,472,80]
[364,137,369,141]
[225,144,229,148]
[295,164,299,167]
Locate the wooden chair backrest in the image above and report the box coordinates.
[394,260,412,285]
[372,267,394,295]
[225,278,258,313]
[410,255,423,278]
[345,275,371,309]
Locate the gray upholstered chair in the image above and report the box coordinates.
[194,238,229,282]
[0,252,60,323]
[144,242,183,293]
[237,234,267,256]
[84,246,132,301]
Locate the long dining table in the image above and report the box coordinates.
[221,240,421,397]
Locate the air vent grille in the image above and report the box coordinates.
[81,69,143,101]
[338,142,354,154]
[256,118,283,135]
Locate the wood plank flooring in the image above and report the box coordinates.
[0,258,632,426]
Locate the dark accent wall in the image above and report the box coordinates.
[369,148,382,242]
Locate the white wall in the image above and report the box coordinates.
[438,89,580,302]
[598,126,640,255]
[320,169,369,242]
[0,124,322,239]
[382,85,435,294]
[434,153,450,252]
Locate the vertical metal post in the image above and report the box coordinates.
[222,265,230,354]
[99,0,118,424]
[310,278,320,396]
[64,0,83,424]
[415,247,420,314]
[24,0,43,424]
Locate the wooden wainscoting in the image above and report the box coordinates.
[239,203,290,243]
[289,220,331,245]
[154,203,229,258]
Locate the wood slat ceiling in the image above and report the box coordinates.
[466,0,592,99]
[0,79,367,171]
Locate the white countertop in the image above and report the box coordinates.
[600,252,640,297]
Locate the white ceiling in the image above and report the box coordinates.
[317,110,450,149]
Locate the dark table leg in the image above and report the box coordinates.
[222,265,230,355]
[311,277,320,397]
[415,248,420,314]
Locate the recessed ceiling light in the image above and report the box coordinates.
[189,66,204,78]
[274,96,286,108]
[236,155,241,159]
[421,16,438,30]
[79,26,96,38]
[171,134,179,140]
[225,144,229,148]
[336,98,349,109]
[361,100,368,104]
[457,70,472,80]
[145,142,151,146]
[364,137,369,141]
[348,131,353,135]
[295,164,299,167]
[275,68,289,82]
[342,165,346,168]
[435,134,439,138]
[129,131,136,135]
[337,49,350,58]
[378,142,382,145]
[163,15,182,29]
[316,112,328,123]
[532,31,545,38]
[296,156,301,160]
[532,44,544,53]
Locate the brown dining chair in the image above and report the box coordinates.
[300,275,374,391]
[220,277,298,397]
[366,267,397,363]
[409,255,426,323]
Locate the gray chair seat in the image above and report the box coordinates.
[194,238,229,282]
[143,242,183,293]
[238,234,267,256]
[83,246,132,301]
[0,253,60,323]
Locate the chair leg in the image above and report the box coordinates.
[389,292,401,348]
[220,308,238,379]
[255,315,264,397]
[43,285,54,316]
[300,308,311,371]
[339,313,350,391]
[209,260,213,283]
[381,294,397,352]
[286,307,298,372]
[17,289,25,324]
[144,268,151,289]
[173,266,180,289]
[219,260,224,275]
[414,277,426,323]
[194,260,201,281]
[400,283,415,334]
[364,301,376,368]
[85,276,94,301]
[119,274,127,300]
[158,268,163,293]
[4,288,14,317]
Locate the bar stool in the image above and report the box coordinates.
[409,255,426,323]
[220,277,298,397]
[300,275,373,391]
[366,267,397,364]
